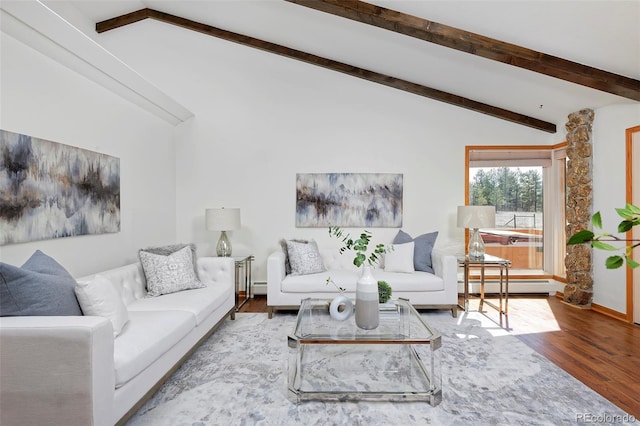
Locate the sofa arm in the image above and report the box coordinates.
[0,316,114,426]
[197,256,235,288]
[431,248,458,289]
[266,250,286,302]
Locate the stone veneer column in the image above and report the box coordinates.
[564,109,595,306]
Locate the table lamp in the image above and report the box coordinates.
[457,205,496,259]
[206,207,241,257]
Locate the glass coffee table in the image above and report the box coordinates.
[287,298,442,406]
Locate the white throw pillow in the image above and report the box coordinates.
[286,239,326,275]
[384,242,415,273]
[139,246,205,297]
[75,274,129,337]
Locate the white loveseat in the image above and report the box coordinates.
[0,256,235,426]
[267,247,458,318]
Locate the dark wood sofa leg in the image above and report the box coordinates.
[268,306,274,319]
[451,306,458,318]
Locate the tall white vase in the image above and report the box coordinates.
[355,266,379,330]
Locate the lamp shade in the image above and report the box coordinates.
[457,206,496,229]
[206,208,241,231]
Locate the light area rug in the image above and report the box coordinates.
[127,311,629,425]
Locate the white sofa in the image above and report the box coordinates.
[0,256,235,426]
[267,247,458,318]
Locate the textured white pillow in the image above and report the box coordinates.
[139,246,205,297]
[384,242,415,273]
[75,274,129,337]
[286,239,326,275]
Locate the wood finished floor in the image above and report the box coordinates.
[239,294,640,417]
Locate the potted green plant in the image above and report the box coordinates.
[377,280,392,303]
[568,203,640,269]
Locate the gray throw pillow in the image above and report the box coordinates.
[139,246,205,297]
[280,239,292,275]
[0,250,83,316]
[286,240,326,276]
[140,243,200,279]
[393,230,439,273]
[280,238,309,275]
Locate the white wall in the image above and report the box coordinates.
[592,104,640,313]
[8,12,638,317]
[90,21,553,282]
[2,4,636,314]
[0,33,177,276]
[173,64,553,281]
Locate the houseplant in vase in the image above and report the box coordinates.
[378,280,393,304]
[329,226,389,330]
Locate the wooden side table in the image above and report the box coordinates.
[457,254,511,326]
[232,255,254,311]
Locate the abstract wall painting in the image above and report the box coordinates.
[296,173,403,227]
[0,130,120,245]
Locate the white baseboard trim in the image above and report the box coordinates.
[457,280,562,296]
[252,281,267,296]
[253,281,561,297]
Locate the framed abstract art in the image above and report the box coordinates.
[0,129,120,245]
[296,173,403,227]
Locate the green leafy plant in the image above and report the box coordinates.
[328,226,389,267]
[325,276,345,293]
[377,280,392,303]
[567,203,640,269]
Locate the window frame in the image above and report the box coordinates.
[465,144,568,281]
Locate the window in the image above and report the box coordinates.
[465,144,567,279]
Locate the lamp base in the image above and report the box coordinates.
[216,230,232,257]
[468,228,486,259]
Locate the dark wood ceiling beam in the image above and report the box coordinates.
[95,8,149,31]
[96,8,556,133]
[286,0,640,102]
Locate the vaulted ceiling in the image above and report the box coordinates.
[6,1,640,132]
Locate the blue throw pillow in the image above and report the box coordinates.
[0,250,83,316]
[393,230,438,273]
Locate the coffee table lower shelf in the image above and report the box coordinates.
[287,341,442,406]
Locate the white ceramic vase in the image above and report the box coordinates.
[329,294,353,321]
[355,265,379,330]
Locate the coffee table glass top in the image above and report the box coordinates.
[291,298,439,344]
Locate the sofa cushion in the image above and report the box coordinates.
[374,270,444,292]
[139,246,205,297]
[83,263,147,306]
[320,249,360,270]
[127,282,232,325]
[0,250,82,317]
[384,242,415,273]
[281,270,359,293]
[281,268,444,293]
[286,240,326,275]
[393,230,438,273]
[113,309,195,388]
[75,274,129,336]
[140,243,200,279]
